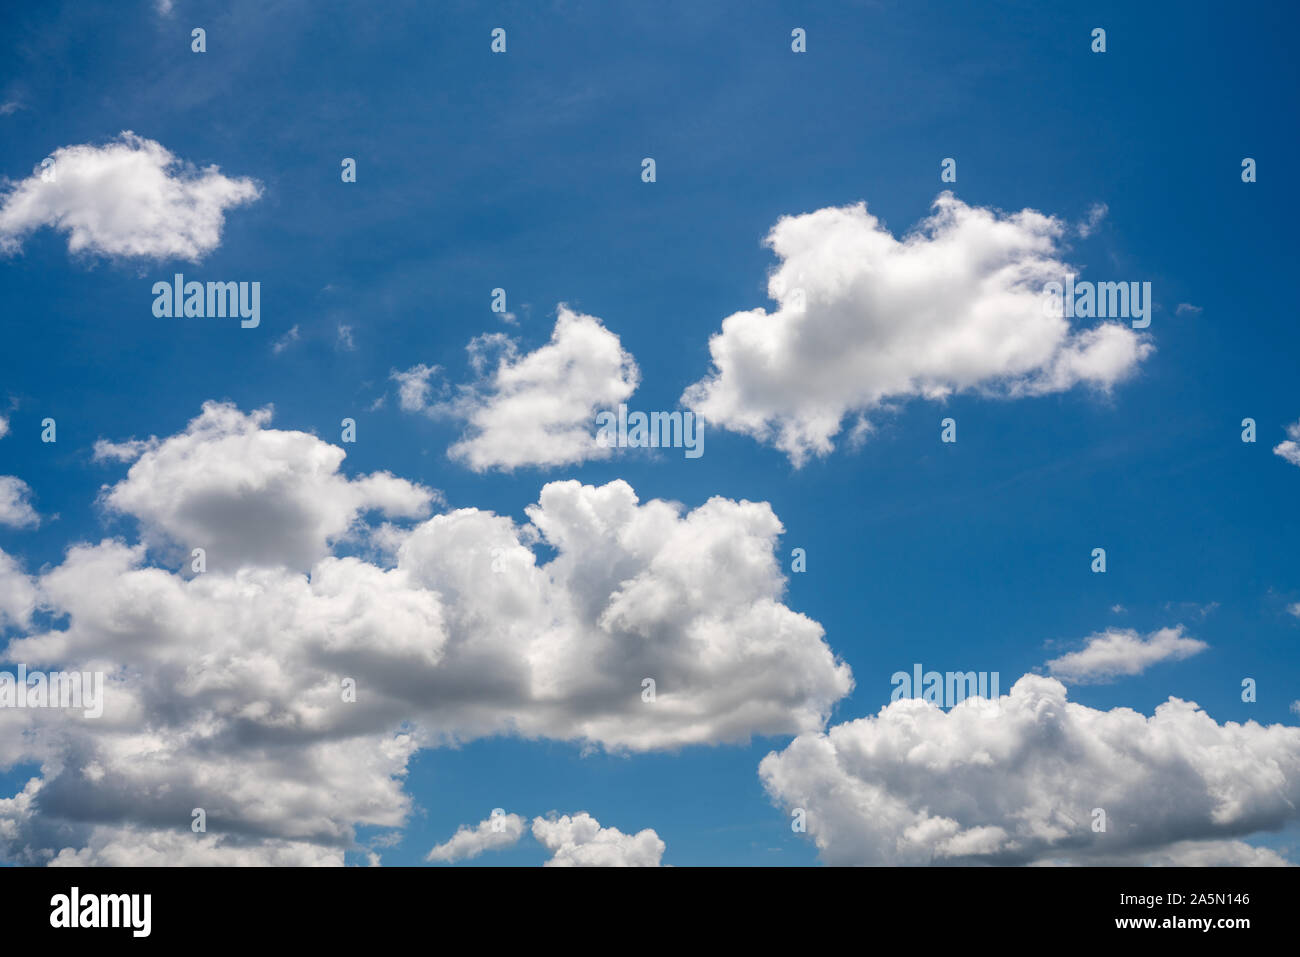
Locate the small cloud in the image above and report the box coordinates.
[532,812,665,867]
[1273,419,1300,468]
[845,415,876,451]
[1077,203,1108,238]
[427,812,527,863]
[336,324,356,352]
[1175,303,1203,316]
[391,364,439,412]
[1292,700,1300,717]
[0,476,39,528]
[1045,625,1207,684]
[1287,602,1300,618]
[0,102,23,116]
[92,437,159,463]
[272,324,301,355]
[1110,604,1126,614]
[1162,600,1220,620]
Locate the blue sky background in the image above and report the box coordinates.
[1,0,1297,865]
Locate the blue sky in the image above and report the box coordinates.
[0,0,1298,867]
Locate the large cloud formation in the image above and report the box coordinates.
[683,194,1153,465]
[760,675,1300,866]
[0,403,850,864]
[0,132,260,261]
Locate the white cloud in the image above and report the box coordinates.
[391,363,439,412]
[1175,303,1203,316]
[1077,202,1108,238]
[532,812,664,867]
[1044,626,1208,684]
[1274,419,1300,468]
[92,436,158,463]
[760,674,1300,866]
[390,477,853,748]
[272,324,301,355]
[427,812,526,862]
[433,307,639,471]
[1034,839,1290,867]
[49,830,344,867]
[0,132,260,261]
[0,415,8,439]
[428,809,666,866]
[101,401,438,569]
[0,476,38,528]
[0,404,849,864]
[0,549,38,628]
[0,772,349,865]
[682,194,1153,465]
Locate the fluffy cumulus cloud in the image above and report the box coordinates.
[0,403,849,864]
[426,810,663,865]
[101,401,437,570]
[0,419,36,529]
[683,193,1153,464]
[415,307,639,471]
[427,812,527,862]
[385,476,852,747]
[1274,419,1300,468]
[0,550,38,627]
[760,674,1300,866]
[1045,625,1208,684]
[531,812,664,867]
[0,476,38,528]
[0,131,260,261]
